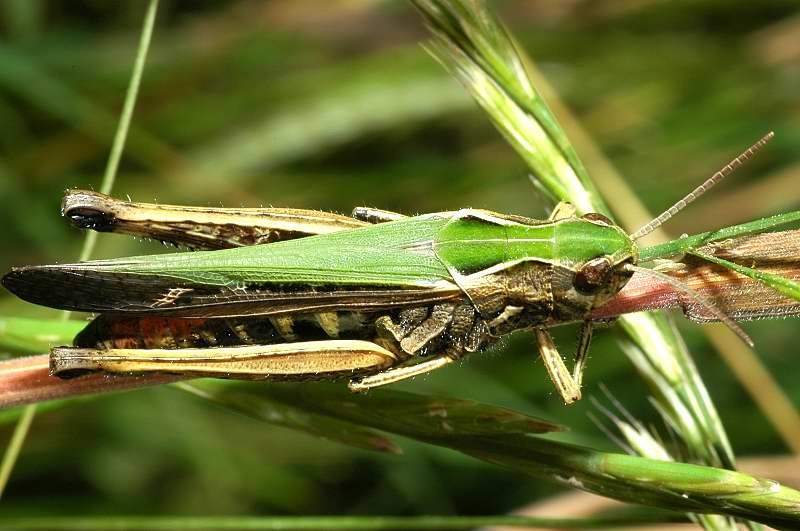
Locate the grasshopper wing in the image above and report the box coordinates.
[3,215,462,317]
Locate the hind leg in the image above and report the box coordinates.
[351,303,469,391]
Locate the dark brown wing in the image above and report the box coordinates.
[2,265,462,317]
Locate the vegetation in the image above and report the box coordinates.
[0,1,799,528]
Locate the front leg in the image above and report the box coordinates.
[571,321,593,389]
[534,328,582,404]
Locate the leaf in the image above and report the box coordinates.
[0,316,85,355]
[183,382,800,528]
[178,382,403,455]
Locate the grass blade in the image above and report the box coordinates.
[184,382,800,528]
[0,404,34,501]
[640,210,800,262]
[691,250,800,301]
[0,317,85,355]
[176,382,404,455]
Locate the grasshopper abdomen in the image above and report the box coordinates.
[72,300,496,366]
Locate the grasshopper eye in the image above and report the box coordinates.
[573,257,612,294]
[581,213,613,226]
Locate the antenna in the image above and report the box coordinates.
[631,132,775,241]
[624,263,753,347]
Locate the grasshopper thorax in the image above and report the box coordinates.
[445,211,637,332]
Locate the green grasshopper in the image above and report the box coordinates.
[0,134,775,404]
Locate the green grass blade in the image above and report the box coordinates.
[176,382,403,455]
[0,317,85,355]
[0,404,34,501]
[184,382,800,528]
[640,210,800,262]
[239,383,563,437]
[76,0,158,264]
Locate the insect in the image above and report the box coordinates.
[0,134,776,404]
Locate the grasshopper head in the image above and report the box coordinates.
[550,213,636,321]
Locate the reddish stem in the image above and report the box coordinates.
[0,354,183,409]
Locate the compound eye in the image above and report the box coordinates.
[573,257,612,294]
[581,212,613,226]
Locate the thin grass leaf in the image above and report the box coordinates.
[176,382,403,455]
[640,210,800,262]
[690,250,800,301]
[0,317,84,355]
[183,382,800,529]
[0,403,33,502]
[247,383,563,437]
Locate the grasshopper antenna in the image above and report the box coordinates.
[624,263,753,347]
[631,132,774,241]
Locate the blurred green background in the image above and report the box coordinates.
[1,0,799,519]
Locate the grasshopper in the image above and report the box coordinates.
[0,135,774,404]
